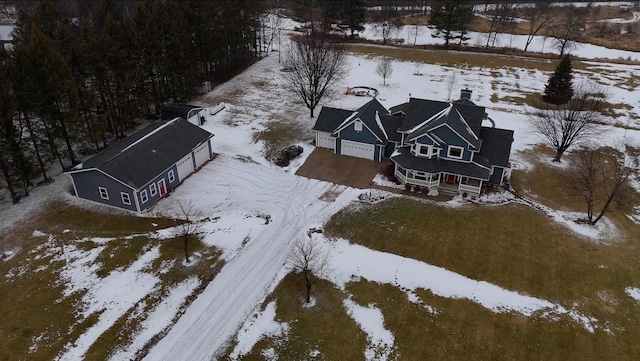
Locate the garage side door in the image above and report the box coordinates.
[176,154,194,182]
[194,142,211,168]
[316,131,336,150]
[341,140,375,160]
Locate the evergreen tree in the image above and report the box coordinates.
[428,0,474,48]
[341,0,366,38]
[544,54,574,105]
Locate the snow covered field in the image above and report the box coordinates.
[4,25,640,360]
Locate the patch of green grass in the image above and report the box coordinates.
[348,280,640,361]
[322,196,640,359]
[226,274,368,360]
[253,118,310,158]
[0,201,221,361]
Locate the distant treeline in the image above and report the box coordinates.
[0,0,265,204]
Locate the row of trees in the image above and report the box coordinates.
[0,0,266,204]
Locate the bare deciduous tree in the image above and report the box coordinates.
[565,146,638,225]
[523,2,550,52]
[549,9,585,56]
[530,82,606,162]
[282,36,348,117]
[173,200,202,264]
[376,57,393,85]
[288,236,330,304]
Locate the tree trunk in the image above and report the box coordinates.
[0,156,18,204]
[184,235,190,263]
[22,113,49,183]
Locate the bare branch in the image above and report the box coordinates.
[529,81,607,162]
[173,199,203,263]
[282,36,348,117]
[375,57,393,86]
[288,236,330,304]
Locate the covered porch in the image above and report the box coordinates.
[395,164,483,197]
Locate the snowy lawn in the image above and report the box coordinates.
[0,200,222,361]
[4,28,640,361]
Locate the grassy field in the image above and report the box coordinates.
[0,200,222,361]
[225,149,640,360]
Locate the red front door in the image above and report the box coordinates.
[158,179,167,196]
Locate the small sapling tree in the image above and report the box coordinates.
[173,200,202,264]
[376,57,393,85]
[288,236,330,304]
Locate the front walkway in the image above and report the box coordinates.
[296,148,385,189]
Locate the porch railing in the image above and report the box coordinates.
[459,183,481,194]
[395,170,439,188]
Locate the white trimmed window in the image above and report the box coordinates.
[354,121,363,132]
[98,187,109,200]
[168,170,175,183]
[141,190,148,203]
[121,192,131,205]
[447,146,464,159]
[150,183,157,196]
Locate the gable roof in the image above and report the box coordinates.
[478,127,514,168]
[73,118,214,189]
[333,98,390,143]
[399,98,485,150]
[312,107,355,133]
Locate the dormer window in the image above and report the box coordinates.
[447,146,463,159]
[418,145,430,156]
[354,121,363,132]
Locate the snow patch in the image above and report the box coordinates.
[625,287,640,303]
[343,298,395,361]
[229,301,290,360]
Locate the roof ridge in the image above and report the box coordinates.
[408,103,452,134]
[453,108,479,141]
[375,111,388,140]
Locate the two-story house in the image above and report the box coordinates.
[311,90,514,197]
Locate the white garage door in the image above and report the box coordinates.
[316,132,336,149]
[194,141,211,168]
[176,154,194,182]
[341,140,375,160]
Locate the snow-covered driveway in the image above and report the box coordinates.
[144,156,357,361]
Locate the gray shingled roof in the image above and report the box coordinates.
[313,99,392,143]
[391,147,491,180]
[380,114,403,142]
[478,127,514,168]
[403,100,484,150]
[75,118,214,189]
[312,107,355,133]
[351,98,389,142]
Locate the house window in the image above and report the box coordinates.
[150,183,157,196]
[354,121,363,132]
[121,192,131,205]
[418,145,430,157]
[447,146,464,159]
[141,190,148,203]
[98,187,109,200]
[168,170,175,183]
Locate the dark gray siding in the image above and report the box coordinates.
[71,170,137,212]
[489,167,504,184]
[415,135,434,146]
[337,121,378,144]
[432,126,472,161]
[137,164,180,211]
[384,142,397,157]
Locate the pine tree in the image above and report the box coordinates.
[429,0,475,49]
[544,54,574,105]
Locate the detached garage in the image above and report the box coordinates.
[67,118,214,212]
